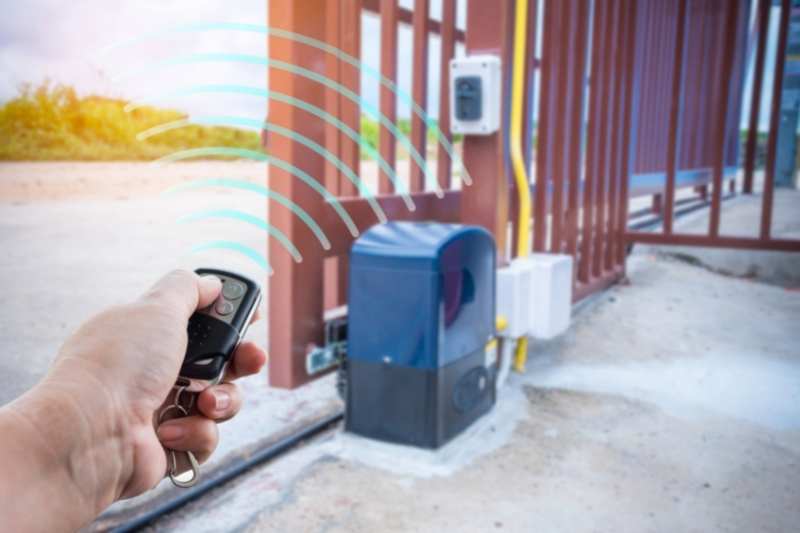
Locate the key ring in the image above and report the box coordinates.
[158,381,201,488]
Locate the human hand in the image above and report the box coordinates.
[2,270,266,529]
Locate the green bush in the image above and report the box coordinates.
[0,82,261,161]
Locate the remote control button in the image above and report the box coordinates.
[215,300,235,316]
[222,281,246,300]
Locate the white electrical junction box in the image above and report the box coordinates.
[449,54,502,135]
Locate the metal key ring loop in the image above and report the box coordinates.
[159,378,205,488]
[157,403,188,425]
[168,449,201,488]
[173,383,195,413]
[158,403,202,488]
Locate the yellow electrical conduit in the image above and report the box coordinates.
[510,0,531,373]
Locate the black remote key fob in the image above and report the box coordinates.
[180,268,262,387]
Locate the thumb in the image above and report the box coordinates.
[142,270,221,320]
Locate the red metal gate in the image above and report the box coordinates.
[267,0,798,389]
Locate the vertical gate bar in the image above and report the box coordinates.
[579,0,607,283]
[634,2,655,185]
[333,1,361,308]
[663,0,688,235]
[728,3,751,175]
[709,0,740,238]
[726,3,750,179]
[684,1,705,169]
[323,4,342,197]
[698,5,713,169]
[549,0,572,254]
[461,0,512,259]
[614,0,634,268]
[639,1,654,174]
[338,0,362,198]
[650,2,672,170]
[646,1,665,175]
[609,0,628,268]
[533,0,555,253]
[687,2,711,168]
[637,1,656,175]
[761,0,791,240]
[592,0,615,277]
[437,0,456,190]
[379,0,399,194]
[605,0,625,270]
[631,1,643,174]
[653,1,669,172]
[566,0,590,259]
[409,0,430,193]
[696,5,714,199]
[701,8,727,169]
[522,0,539,176]
[617,0,639,268]
[268,0,330,389]
[322,4,342,311]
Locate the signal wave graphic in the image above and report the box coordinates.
[128,87,413,209]
[101,22,472,188]
[157,146,385,227]
[114,53,443,197]
[104,22,469,274]
[140,116,414,211]
[164,173,332,251]
[190,240,272,274]
[179,209,302,263]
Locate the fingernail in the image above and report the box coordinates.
[157,423,185,442]
[214,390,231,411]
[200,275,221,288]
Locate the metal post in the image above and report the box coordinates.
[708,0,740,238]
[436,0,457,190]
[409,0,430,193]
[268,0,333,388]
[379,0,399,194]
[461,0,512,262]
[663,0,688,234]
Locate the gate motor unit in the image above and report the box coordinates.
[346,222,497,449]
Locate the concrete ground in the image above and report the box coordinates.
[1,163,798,532]
[149,191,799,532]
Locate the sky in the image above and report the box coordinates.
[0,0,780,129]
[0,0,464,121]
[0,0,270,118]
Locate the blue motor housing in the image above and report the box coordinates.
[346,221,496,448]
